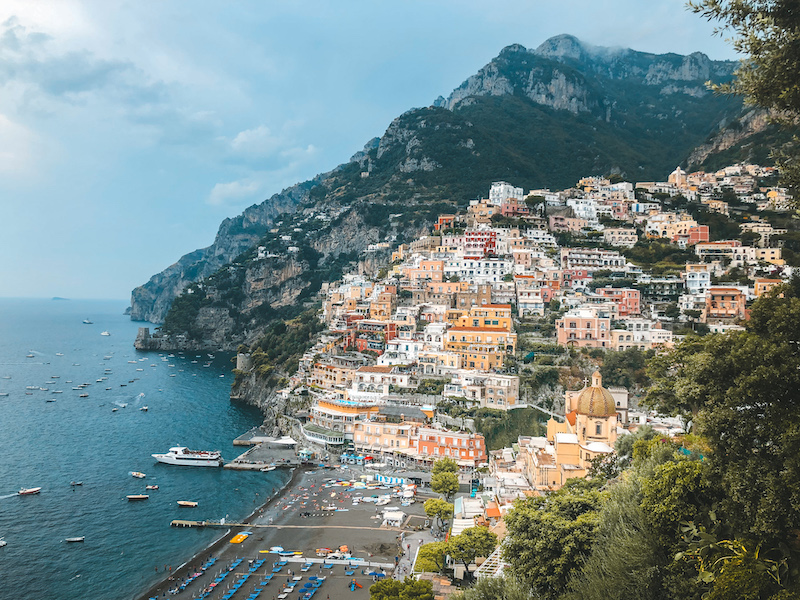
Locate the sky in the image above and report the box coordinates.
[0,0,739,301]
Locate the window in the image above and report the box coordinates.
[595,422,602,435]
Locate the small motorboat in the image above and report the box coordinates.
[82,319,93,324]
[79,394,88,398]
[177,501,198,508]
[19,487,41,495]
[140,406,148,412]
[70,481,83,486]
[65,537,85,543]
[261,465,276,472]
[0,538,6,547]
[126,494,149,501]
[130,472,146,479]
[145,485,159,490]
[100,331,110,336]
[0,393,9,397]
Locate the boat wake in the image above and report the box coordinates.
[0,493,19,500]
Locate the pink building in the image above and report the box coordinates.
[556,307,613,348]
[596,287,640,316]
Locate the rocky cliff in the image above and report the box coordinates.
[131,34,751,338]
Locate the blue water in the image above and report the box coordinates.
[0,299,289,600]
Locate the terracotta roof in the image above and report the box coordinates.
[356,366,393,373]
[566,410,577,426]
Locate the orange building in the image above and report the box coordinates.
[413,427,487,466]
[702,287,747,322]
[754,278,783,298]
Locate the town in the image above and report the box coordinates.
[229,162,794,592]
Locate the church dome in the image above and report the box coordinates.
[576,371,617,417]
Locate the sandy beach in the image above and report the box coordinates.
[135,466,431,600]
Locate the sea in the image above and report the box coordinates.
[0,298,290,600]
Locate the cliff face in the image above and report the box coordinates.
[130,177,318,323]
[438,35,736,114]
[131,34,751,338]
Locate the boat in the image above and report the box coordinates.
[177,501,198,508]
[0,538,6,548]
[0,393,8,397]
[79,394,88,398]
[46,399,56,403]
[19,487,41,495]
[55,353,64,356]
[126,495,149,501]
[145,485,158,490]
[26,354,34,358]
[130,471,146,479]
[65,537,85,543]
[82,319,93,324]
[140,406,148,412]
[260,465,276,472]
[152,447,223,467]
[70,481,83,486]
[100,331,110,336]
[3,375,11,379]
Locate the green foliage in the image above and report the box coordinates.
[503,479,604,600]
[614,425,658,467]
[600,347,654,390]
[416,379,445,395]
[432,457,459,475]
[430,471,459,500]
[471,407,546,451]
[423,498,454,522]
[370,577,434,600]
[162,285,210,337]
[415,542,449,574]
[622,238,696,273]
[640,460,715,549]
[456,574,532,600]
[248,306,324,386]
[447,527,498,576]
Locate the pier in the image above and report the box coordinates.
[225,435,302,470]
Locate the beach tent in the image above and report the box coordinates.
[376,474,406,486]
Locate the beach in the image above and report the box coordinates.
[135,466,432,600]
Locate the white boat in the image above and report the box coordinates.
[65,537,85,543]
[0,538,6,548]
[0,393,8,397]
[140,406,148,412]
[260,465,276,472]
[130,471,146,479]
[177,500,198,508]
[152,447,223,467]
[127,494,148,501]
[82,319,93,324]
[19,487,41,495]
[100,331,110,336]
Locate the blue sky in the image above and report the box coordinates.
[0,0,737,301]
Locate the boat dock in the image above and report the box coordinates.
[224,435,302,470]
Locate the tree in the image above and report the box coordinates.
[645,278,800,545]
[415,541,449,574]
[432,457,458,475]
[503,479,604,600]
[690,0,800,199]
[456,574,532,600]
[447,527,498,580]
[431,471,459,500]
[614,424,658,468]
[424,498,454,526]
[370,577,434,600]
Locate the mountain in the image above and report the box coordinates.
[131,34,751,335]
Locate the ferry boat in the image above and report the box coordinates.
[152,447,223,467]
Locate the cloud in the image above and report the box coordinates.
[208,179,261,206]
[0,111,38,175]
[230,124,281,156]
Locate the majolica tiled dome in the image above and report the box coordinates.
[576,371,617,417]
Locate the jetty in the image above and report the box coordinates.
[225,435,302,470]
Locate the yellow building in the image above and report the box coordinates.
[533,372,619,489]
[453,304,514,331]
[444,327,517,370]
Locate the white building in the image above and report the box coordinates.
[489,181,524,206]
